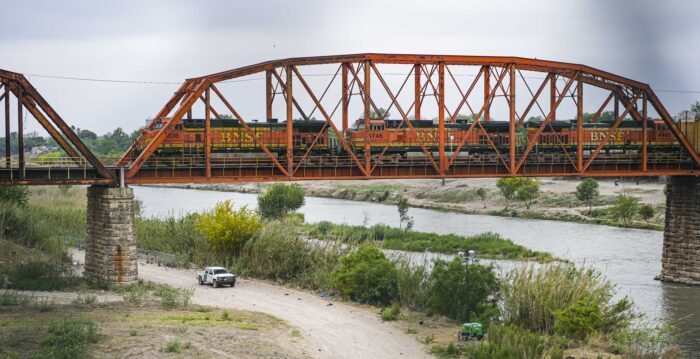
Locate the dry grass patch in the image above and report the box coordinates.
[0,301,309,358]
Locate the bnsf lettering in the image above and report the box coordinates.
[590,131,623,142]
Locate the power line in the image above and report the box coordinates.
[25,72,700,95]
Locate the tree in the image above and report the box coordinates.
[476,187,487,208]
[370,108,390,120]
[496,178,524,210]
[397,196,413,231]
[609,194,640,225]
[427,258,499,322]
[516,178,540,209]
[0,186,28,206]
[196,200,262,256]
[691,101,700,114]
[575,178,600,214]
[257,183,305,221]
[638,204,655,223]
[331,245,398,305]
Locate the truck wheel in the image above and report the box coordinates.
[213,280,218,288]
[230,280,236,288]
[198,276,203,285]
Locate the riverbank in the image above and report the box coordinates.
[154,177,666,231]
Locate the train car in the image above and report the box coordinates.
[137,118,330,156]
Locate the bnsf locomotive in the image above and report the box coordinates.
[136,117,679,158]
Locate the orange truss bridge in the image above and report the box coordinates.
[2,54,699,186]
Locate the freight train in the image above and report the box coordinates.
[134,116,679,158]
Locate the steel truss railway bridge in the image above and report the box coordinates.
[1,54,698,286]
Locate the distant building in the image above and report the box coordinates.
[677,110,698,122]
[30,146,49,155]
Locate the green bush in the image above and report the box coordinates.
[196,201,262,257]
[427,258,499,323]
[380,304,401,321]
[238,221,315,282]
[31,317,100,359]
[7,261,77,291]
[0,186,28,206]
[331,245,397,305]
[395,260,429,310]
[136,213,209,265]
[500,263,635,336]
[467,325,557,359]
[257,183,305,220]
[553,296,602,340]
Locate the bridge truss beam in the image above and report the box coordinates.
[122,54,699,183]
[0,69,115,185]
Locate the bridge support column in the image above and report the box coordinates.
[660,176,700,285]
[84,186,138,285]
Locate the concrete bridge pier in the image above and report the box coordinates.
[84,185,138,285]
[660,176,700,285]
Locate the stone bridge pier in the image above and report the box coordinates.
[660,176,700,285]
[84,186,138,285]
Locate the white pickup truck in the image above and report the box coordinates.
[197,267,236,288]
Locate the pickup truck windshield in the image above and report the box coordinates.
[213,269,229,274]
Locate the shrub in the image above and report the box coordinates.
[575,178,600,213]
[117,283,149,304]
[7,261,76,291]
[467,325,558,359]
[395,260,429,310]
[0,186,28,206]
[136,213,208,264]
[164,338,182,353]
[638,204,655,223]
[72,292,98,305]
[257,183,305,220]
[500,263,635,336]
[553,296,602,340]
[380,304,400,321]
[331,245,398,305]
[238,221,315,282]
[31,317,100,359]
[196,200,262,257]
[609,194,640,225]
[154,286,179,308]
[427,258,499,323]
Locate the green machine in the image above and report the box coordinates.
[458,322,484,341]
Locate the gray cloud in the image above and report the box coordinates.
[1,0,698,134]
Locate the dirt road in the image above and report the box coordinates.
[73,249,431,359]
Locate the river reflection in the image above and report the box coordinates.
[133,186,699,356]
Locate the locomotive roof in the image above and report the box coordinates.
[181,118,327,129]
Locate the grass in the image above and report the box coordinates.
[164,338,182,353]
[380,304,401,321]
[307,221,551,260]
[0,301,299,358]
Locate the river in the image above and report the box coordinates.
[132,186,699,356]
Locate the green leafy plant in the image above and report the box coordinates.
[196,200,262,256]
[331,245,398,305]
[609,194,640,225]
[31,317,100,359]
[427,258,499,323]
[553,296,602,340]
[257,183,305,221]
[575,178,600,213]
[380,304,401,321]
[164,338,182,353]
[638,204,655,223]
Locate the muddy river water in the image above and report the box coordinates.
[133,186,699,356]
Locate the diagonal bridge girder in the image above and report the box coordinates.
[124,53,700,181]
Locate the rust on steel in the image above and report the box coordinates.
[0,69,115,183]
[3,53,700,186]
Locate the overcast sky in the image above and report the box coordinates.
[1,0,699,135]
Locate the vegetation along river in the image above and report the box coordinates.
[133,186,700,356]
